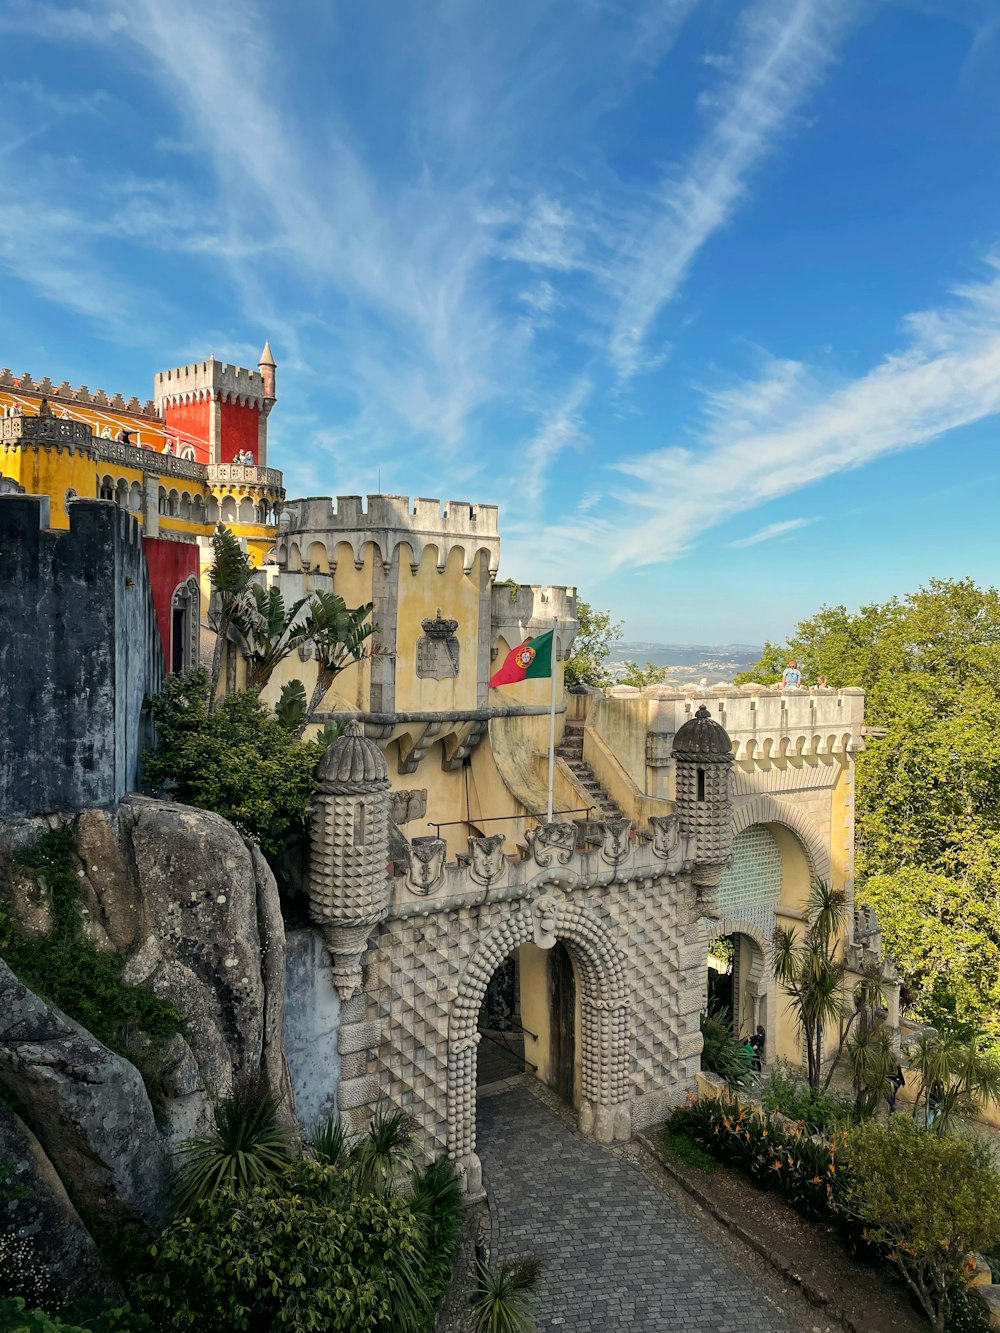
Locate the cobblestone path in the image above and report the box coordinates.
[478,1081,795,1333]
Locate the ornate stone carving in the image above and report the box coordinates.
[525,822,577,867]
[388,788,428,825]
[467,835,507,887]
[531,895,558,949]
[416,610,460,680]
[600,816,632,866]
[405,836,447,896]
[648,814,680,860]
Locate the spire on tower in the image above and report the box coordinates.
[258,341,276,404]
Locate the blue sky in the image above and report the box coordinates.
[2,0,1000,643]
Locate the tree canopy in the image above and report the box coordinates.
[563,601,622,689]
[738,578,1000,1047]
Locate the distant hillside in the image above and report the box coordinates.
[605,642,763,685]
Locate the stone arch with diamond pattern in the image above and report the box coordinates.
[446,896,631,1187]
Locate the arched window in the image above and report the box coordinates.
[220,496,237,525]
[169,577,201,675]
[167,489,180,517]
[115,478,128,508]
[129,481,143,512]
[354,802,366,846]
[158,486,167,516]
[238,496,255,525]
[179,492,192,521]
[99,475,115,501]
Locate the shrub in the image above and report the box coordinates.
[143,670,324,861]
[759,1060,854,1133]
[0,1298,151,1332]
[661,1130,717,1174]
[171,1069,296,1216]
[349,1105,415,1197]
[843,1116,1000,1333]
[699,1009,753,1090]
[471,1255,542,1333]
[408,1158,464,1314]
[137,1158,430,1333]
[309,1113,349,1167]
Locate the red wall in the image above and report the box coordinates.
[143,537,199,668]
[164,400,211,461]
[218,400,260,463]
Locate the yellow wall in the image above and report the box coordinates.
[519,943,551,1084]
[393,543,483,714]
[3,445,145,528]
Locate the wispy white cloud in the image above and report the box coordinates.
[515,259,1000,581]
[606,0,859,380]
[730,516,818,547]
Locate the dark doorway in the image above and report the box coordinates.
[171,606,187,675]
[550,941,576,1106]
[477,955,526,1087]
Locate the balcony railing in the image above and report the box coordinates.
[1,416,94,448]
[207,463,284,489]
[95,439,207,483]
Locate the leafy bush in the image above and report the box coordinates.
[843,1116,1000,1333]
[349,1106,415,1198]
[699,1009,753,1090]
[661,1130,717,1174]
[171,1069,296,1216]
[0,829,185,1106]
[408,1157,464,1314]
[669,1092,845,1220]
[759,1060,854,1133]
[471,1255,542,1333]
[0,1298,151,1332]
[143,669,325,860]
[138,1158,431,1333]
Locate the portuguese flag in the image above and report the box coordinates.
[489,630,554,688]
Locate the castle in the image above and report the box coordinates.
[0,342,898,1189]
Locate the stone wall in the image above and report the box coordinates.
[0,496,163,816]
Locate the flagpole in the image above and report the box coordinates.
[547,619,558,823]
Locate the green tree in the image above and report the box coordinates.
[144,669,323,860]
[844,1116,1000,1332]
[297,590,377,725]
[233,583,307,693]
[904,1031,1000,1134]
[619,660,671,688]
[740,578,1000,1046]
[563,601,622,689]
[206,524,254,706]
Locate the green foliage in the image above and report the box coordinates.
[563,601,622,689]
[275,677,308,731]
[309,1113,349,1167]
[699,1009,753,1090]
[298,590,377,722]
[0,830,184,1106]
[407,1158,463,1313]
[171,1070,296,1216]
[845,1027,897,1119]
[140,1157,431,1333]
[0,1297,151,1332]
[759,1061,854,1132]
[206,524,254,704]
[738,578,1000,1046]
[668,1093,847,1221]
[904,1032,1000,1134]
[349,1106,415,1198]
[471,1256,543,1333]
[234,583,307,692]
[143,668,324,859]
[844,1116,1000,1332]
[661,1130,717,1173]
[618,661,671,688]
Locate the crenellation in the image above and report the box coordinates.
[153,357,267,411]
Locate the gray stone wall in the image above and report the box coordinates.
[283,929,342,1133]
[0,496,163,816]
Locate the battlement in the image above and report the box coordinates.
[0,369,158,419]
[605,684,865,761]
[278,494,501,575]
[491,582,578,648]
[154,358,268,410]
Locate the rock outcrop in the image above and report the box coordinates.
[0,957,168,1231]
[0,1103,107,1299]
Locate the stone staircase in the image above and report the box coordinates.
[555,720,624,820]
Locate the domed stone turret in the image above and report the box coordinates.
[309,723,390,998]
[672,705,733,894]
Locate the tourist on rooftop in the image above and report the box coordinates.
[781,659,802,689]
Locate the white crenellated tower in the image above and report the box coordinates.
[671,704,734,897]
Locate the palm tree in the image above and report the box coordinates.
[907,1031,1000,1133]
[772,879,883,1092]
[846,1026,896,1118]
[471,1255,543,1333]
[207,523,254,706]
[296,590,377,728]
[232,582,307,692]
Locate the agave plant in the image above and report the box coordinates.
[171,1070,296,1215]
[471,1255,543,1333]
[309,1113,349,1167]
[349,1104,414,1196]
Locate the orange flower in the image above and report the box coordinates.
[812,1176,821,1184]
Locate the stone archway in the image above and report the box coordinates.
[730,796,830,881]
[447,894,630,1195]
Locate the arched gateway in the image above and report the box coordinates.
[305,707,737,1193]
[447,896,631,1193]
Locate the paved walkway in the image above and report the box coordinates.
[477,1081,795,1333]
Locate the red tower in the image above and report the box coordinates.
[153,344,277,466]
